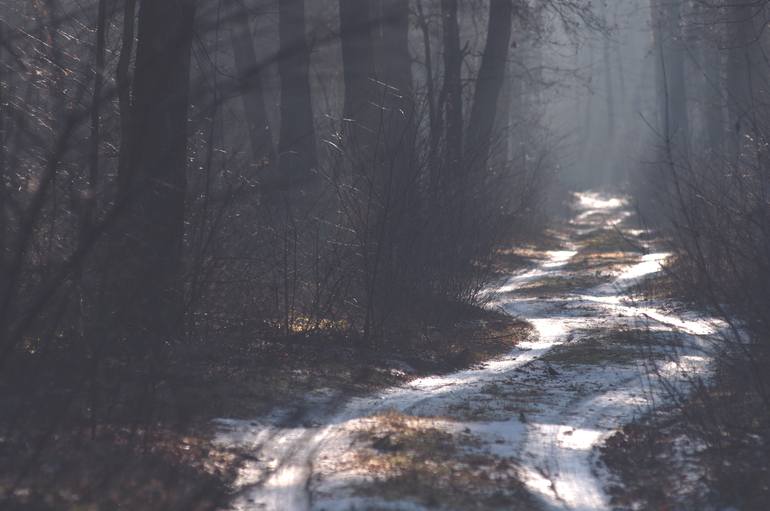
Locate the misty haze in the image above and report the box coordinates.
[0,1,768,510]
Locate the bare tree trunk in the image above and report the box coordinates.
[441,0,463,169]
[667,1,689,157]
[613,2,626,106]
[493,56,512,166]
[510,40,525,170]
[373,0,416,341]
[466,0,513,166]
[701,30,724,155]
[116,0,136,191]
[651,0,689,156]
[0,23,5,266]
[339,0,381,343]
[115,0,197,351]
[86,0,107,234]
[415,0,440,175]
[602,4,615,138]
[580,40,594,162]
[375,0,412,98]
[85,0,108,435]
[374,0,413,129]
[374,0,414,177]
[230,4,275,171]
[725,3,765,162]
[278,0,317,183]
[339,0,379,152]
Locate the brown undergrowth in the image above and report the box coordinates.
[602,373,770,511]
[601,262,770,511]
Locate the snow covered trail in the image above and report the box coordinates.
[216,191,726,511]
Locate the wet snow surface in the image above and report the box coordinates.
[215,192,726,511]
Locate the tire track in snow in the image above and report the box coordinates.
[216,192,726,511]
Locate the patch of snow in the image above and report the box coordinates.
[575,192,628,211]
[543,250,579,268]
[215,192,726,511]
[616,252,670,284]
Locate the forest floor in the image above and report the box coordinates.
[0,229,531,509]
[215,191,728,511]
[1,191,730,511]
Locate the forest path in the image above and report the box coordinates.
[216,192,724,511]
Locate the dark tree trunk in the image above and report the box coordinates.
[339,0,379,151]
[278,0,317,183]
[375,0,411,97]
[613,3,627,106]
[441,0,462,169]
[373,0,414,170]
[466,0,513,166]
[116,0,136,190]
[493,56,512,166]
[602,7,615,138]
[510,35,526,170]
[725,3,765,162]
[230,4,275,171]
[665,1,688,157]
[0,23,5,264]
[701,30,724,155]
[115,0,196,350]
[415,0,440,171]
[651,0,689,157]
[581,41,594,159]
[85,0,108,234]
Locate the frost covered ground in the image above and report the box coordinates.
[215,191,726,511]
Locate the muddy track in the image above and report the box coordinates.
[216,192,725,511]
